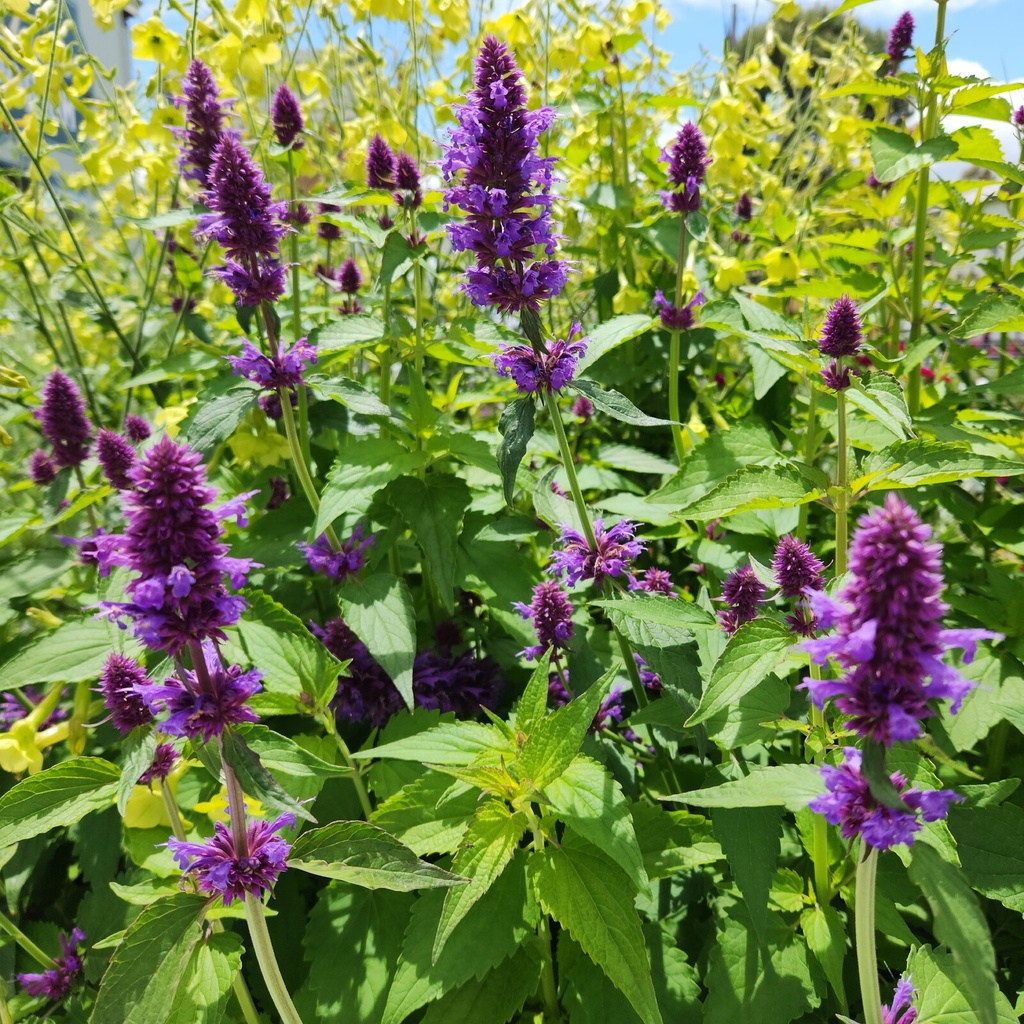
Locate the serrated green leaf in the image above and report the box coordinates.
[306,374,392,417]
[220,729,315,821]
[496,398,536,506]
[518,670,612,790]
[947,802,1024,913]
[713,806,782,939]
[183,384,259,454]
[371,772,478,857]
[338,573,417,712]
[858,441,1024,491]
[665,763,826,811]
[379,231,420,285]
[355,721,510,765]
[165,931,242,1024]
[591,595,716,636]
[800,905,847,1006]
[952,296,1024,338]
[310,315,385,353]
[289,821,468,890]
[547,755,648,895]
[908,843,998,1024]
[570,378,674,427]
[673,464,823,521]
[687,619,796,726]
[516,661,552,736]
[387,475,472,612]
[236,724,350,779]
[632,803,723,878]
[90,893,208,1024]
[0,619,133,690]
[117,731,158,816]
[530,835,662,1024]
[433,805,527,961]
[846,372,911,440]
[870,126,959,183]
[907,944,1018,1024]
[575,315,654,373]
[0,757,120,849]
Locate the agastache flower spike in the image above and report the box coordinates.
[394,151,423,209]
[549,518,644,586]
[772,536,825,599]
[166,811,294,906]
[513,580,575,661]
[882,975,918,1024]
[271,83,304,149]
[99,653,153,733]
[174,60,235,187]
[300,524,375,581]
[819,296,862,391]
[719,564,765,634]
[96,429,136,489]
[30,449,57,486]
[660,121,710,214]
[36,369,92,468]
[227,338,316,392]
[886,12,914,73]
[800,494,1002,745]
[441,37,568,313]
[493,321,588,394]
[653,289,704,332]
[17,928,87,1001]
[124,414,152,442]
[366,134,397,189]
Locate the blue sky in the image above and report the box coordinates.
[660,0,1024,82]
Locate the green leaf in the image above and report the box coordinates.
[846,372,911,440]
[165,931,242,1024]
[90,893,208,1024]
[908,843,998,1024]
[237,589,346,714]
[386,476,472,612]
[354,721,510,766]
[575,315,654,373]
[183,384,259,455]
[220,729,315,821]
[672,464,823,521]
[306,375,392,417]
[371,772,478,857]
[236,724,350,780]
[310,315,385,354]
[686,619,796,726]
[518,670,612,790]
[713,806,782,939]
[570,379,674,427]
[496,398,536,506]
[117,731,159,816]
[290,821,468,891]
[952,296,1024,338]
[530,835,662,1024]
[0,757,120,849]
[317,439,430,534]
[338,574,417,712]
[632,803,723,879]
[800,905,847,1006]
[546,756,649,895]
[379,231,419,285]
[0,619,132,690]
[433,805,527,961]
[591,594,716,632]
[870,126,959,183]
[858,441,1024,491]
[907,944,1018,1024]
[516,661,552,736]
[947,802,1024,914]
[666,764,826,811]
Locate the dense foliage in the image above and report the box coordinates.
[1,0,1023,1021]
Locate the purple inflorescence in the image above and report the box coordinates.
[167,811,294,906]
[549,518,644,586]
[653,289,704,332]
[366,134,397,189]
[801,494,1001,745]
[735,193,753,221]
[810,747,961,851]
[139,640,261,742]
[17,928,86,1002]
[394,151,423,209]
[93,436,255,654]
[338,258,363,295]
[719,564,765,634]
[514,580,575,661]
[30,449,57,486]
[96,429,137,490]
[99,653,153,734]
[271,83,304,149]
[196,134,289,306]
[772,536,825,599]
[299,524,375,582]
[36,369,92,469]
[0,688,65,731]
[886,12,914,73]
[124,414,152,442]
[660,121,710,214]
[882,975,918,1024]
[441,37,568,313]
[819,296,862,357]
[227,338,316,392]
[174,60,235,187]
[634,653,663,692]
[493,321,588,394]
[629,568,678,596]
[571,396,594,420]
[1014,106,1024,128]
[139,743,179,784]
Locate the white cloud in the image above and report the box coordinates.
[671,0,996,19]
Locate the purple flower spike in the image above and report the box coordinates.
[810,748,961,851]
[339,258,362,294]
[887,12,914,73]
[634,653,663,692]
[772,536,824,599]
[822,359,852,391]
[660,121,710,214]
[653,289,705,331]
[513,580,575,661]
[36,369,92,468]
[366,134,397,189]
[299,524,375,581]
[735,193,753,221]
[719,564,765,634]
[140,640,261,742]
[549,518,644,587]
[571,396,594,420]
[227,337,316,392]
[1014,106,1024,128]
[174,60,235,187]
[96,429,137,489]
[196,135,289,307]
[139,743,179,784]
[441,37,568,314]
[30,449,57,486]
[271,83,304,149]
[124,414,151,442]
[99,653,153,734]
[819,296,862,358]
[318,220,341,242]
[394,151,423,208]
[94,436,255,654]
[800,494,1002,745]
[167,811,294,906]
[883,975,918,1024]
[629,568,678,596]
[493,321,588,394]
[17,928,86,1002]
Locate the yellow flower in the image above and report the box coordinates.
[0,719,68,776]
[764,248,800,285]
[154,403,192,438]
[789,50,812,88]
[774,0,800,20]
[612,284,648,315]
[90,0,132,30]
[714,257,747,292]
[194,789,265,824]
[709,97,744,129]
[132,16,187,71]
[713,127,745,160]
[230,422,290,468]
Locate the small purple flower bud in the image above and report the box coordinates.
[492,321,588,394]
[660,121,710,214]
[265,476,289,510]
[99,653,153,733]
[571,396,594,420]
[719,564,764,634]
[227,338,316,393]
[36,369,92,468]
[822,359,851,391]
[1014,106,1024,127]
[886,12,914,73]
[271,83,304,149]
[394,151,422,208]
[17,928,86,1002]
[30,449,57,485]
[285,201,312,227]
[96,429,137,490]
[513,580,575,661]
[138,743,179,784]
[338,258,362,295]
[299,524,375,582]
[318,220,341,242]
[634,653,662,691]
[366,134,397,189]
[653,289,704,331]
[124,415,151,442]
[629,567,678,596]
[549,518,644,587]
[883,975,918,1024]
[735,192,753,221]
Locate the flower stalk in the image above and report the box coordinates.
[855,845,882,1024]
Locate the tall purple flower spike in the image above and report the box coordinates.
[96,429,136,489]
[660,121,710,214]
[719,564,765,634]
[493,321,588,394]
[271,83,304,148]
[366,134,397,189]
[886,12,914,73]
[800,494,1001,745]
[167,811,294,905]
[99,653,153,734]
[513,580,575,661]
[442,37,568,313]
[227,338,316,392]
[36,369,92,468]
[173,60,235,187]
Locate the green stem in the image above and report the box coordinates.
[855,846,882,1024]
[835,388,849,576]
[668,216,688,464]
[243,896,306,1024]
[286,154,312,469]
[808,665,830,906]
[0,915,55,970]
[380,281,393,414]
[320,713,374,819]
[543,390,596,550]
[532,828,560,1022]
[797,380,818,542]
